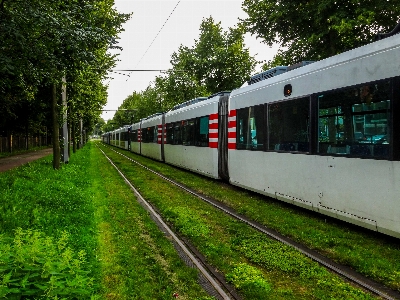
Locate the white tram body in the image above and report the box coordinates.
[140,113,164,161]
[228,34,400,237]
[110,129,117,146]
[114,126,130,149]
[102,28,400,238]
[164,96,220,178]
[130,122,141,154]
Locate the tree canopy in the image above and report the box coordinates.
[109,17,256,127]
[0,0,129,166]
[241,0,400,67]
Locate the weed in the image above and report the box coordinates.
[226,263,272,297]
[0,228,97,299]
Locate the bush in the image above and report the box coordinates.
[0,228,98,299]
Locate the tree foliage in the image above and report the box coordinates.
[0,0,130,166]
[108,16,256,127]
[241,0,400,67]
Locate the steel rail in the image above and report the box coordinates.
[97,145,234,300]
[103,144,400,300]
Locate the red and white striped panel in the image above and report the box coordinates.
[157,125,163,144]
[159,124,166,144]
[209,113,218,148]
[138,129,142,142]
[228,110,236,149]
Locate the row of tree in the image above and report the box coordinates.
[104,2,399,130]
[0,0,129,168]
[105,17,257,130]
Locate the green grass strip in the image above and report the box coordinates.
[0,143,216,299]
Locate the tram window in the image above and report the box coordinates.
[195,116,209,147]
[318,80,390,158]
[237,105,265,150]
[142,126,156,143]
[121,132,129,141]
[166,123,174,144]
[131,130,138,142]
[173,122,183,145]
[183,119,195,146]
[268,97,310,152]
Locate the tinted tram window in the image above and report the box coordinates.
[237,105,265,150]
[142,126,157,143]
[131,130,138,142]
[183,119,195,146]
[195,116,209,147]
[173,122,183,145]
[166,123,174,144]
[268,97,310,152]
[318,80,390,158]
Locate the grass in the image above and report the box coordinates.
[108,144,400,293]
[0,145,99,298]
[0,142,215,299]
[89,143,213,299]
[99,143,384,299]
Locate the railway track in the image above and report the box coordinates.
[99,143,400,300]
[97,144,239,300]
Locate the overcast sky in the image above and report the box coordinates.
[101,0,279,120]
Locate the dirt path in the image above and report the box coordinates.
[0,148,53,173]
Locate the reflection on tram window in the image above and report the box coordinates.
[183,119,195,146]
[142,126,156,143]
[268,97,310,152]
[195,116,209,147]
[166,123,174,144]
[166,116,209,147]
[318,80,390,158]
[236,105,265,150]
[131,130,138,142]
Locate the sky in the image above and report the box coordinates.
[101,0,280,120]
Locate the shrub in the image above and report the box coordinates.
[0,228,97,299]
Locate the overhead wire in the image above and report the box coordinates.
[132,1,181,75]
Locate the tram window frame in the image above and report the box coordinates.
[183,119,195,146]
[317,80,391,159]
[268,97,310,153]
[173,122,183,145]
[236,105,265,150]
[142,126,156,143]
[166,123,174,144]
[121,131,128,141]
[195,116,209,147]
[131,130,138,142]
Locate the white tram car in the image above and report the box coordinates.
[228,32,400,238]
[103,29,400,238]
[164,95,224,178]
[140,113,164,161]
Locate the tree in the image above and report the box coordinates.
[0,0,130,168]
[241,0,400,67]
[155,17,255,111]
[168,17,255,94]
[110,16,256,127]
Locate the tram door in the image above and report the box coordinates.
[218,95,229,181]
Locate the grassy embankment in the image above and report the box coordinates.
[0,142,213,299]
[99,143,400,299]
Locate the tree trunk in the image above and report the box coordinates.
[52,83,60,169]
[72,120,76,153]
